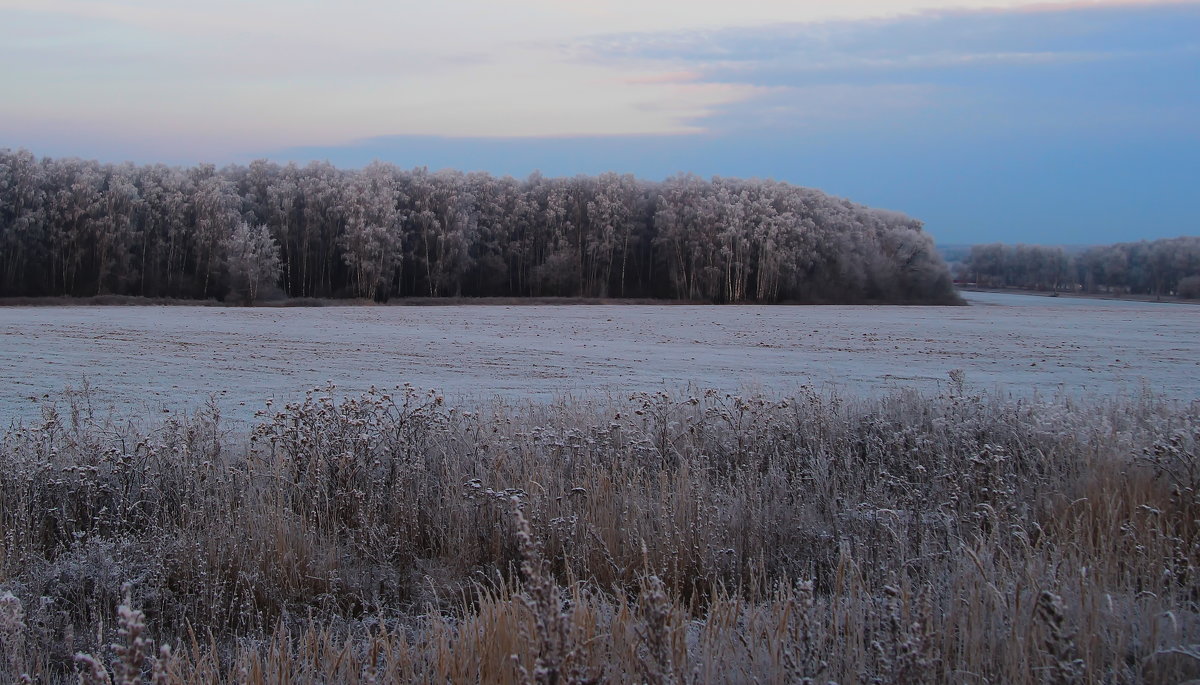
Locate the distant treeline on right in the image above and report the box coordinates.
[956,237,1200,299]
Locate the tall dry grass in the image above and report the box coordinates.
[0,379,1196,683]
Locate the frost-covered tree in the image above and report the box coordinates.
[463,172,523,295]
[222,221,281,305]
[341,163,404,300]
[0,149,978,304]
[296,161,346,297]
[191,169,241,297]
[92,166,140,295]
[0,149,46,295]
[405,169,473,297]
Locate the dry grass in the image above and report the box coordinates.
[0,379,1196,683]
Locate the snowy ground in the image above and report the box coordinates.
[1,292,1196,425]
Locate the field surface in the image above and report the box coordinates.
[1,291,1196,423]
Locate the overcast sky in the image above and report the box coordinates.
[2,0,1197,243]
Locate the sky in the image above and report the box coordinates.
[1,0,1197,244]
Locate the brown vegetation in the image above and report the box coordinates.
[1,381,1196,683]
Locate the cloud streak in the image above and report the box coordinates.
[574,2,1199,138]
[2,0,1196,159]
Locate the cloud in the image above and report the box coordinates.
[580,2,1199,67]
[1,1,793,154]
[0,0,1195,159]
[574,2,1199,136]
[621,71,702,85]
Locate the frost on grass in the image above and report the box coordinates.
[0,383,1197,683]
[2,291,1198,425]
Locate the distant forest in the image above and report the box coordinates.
[0,149,960,304]
[958,239,1200,299]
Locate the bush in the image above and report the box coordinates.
[1177,275,1200,299]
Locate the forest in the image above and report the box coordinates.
[0,149,960,304]
[957,238,1200,298]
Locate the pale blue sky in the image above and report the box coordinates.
[1,0,1197,243]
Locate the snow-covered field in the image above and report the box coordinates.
[1,291,1196,424]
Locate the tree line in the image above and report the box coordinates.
[0,149,960,304]
[958,239,1200,299]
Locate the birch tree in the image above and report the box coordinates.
[223,221,281,304]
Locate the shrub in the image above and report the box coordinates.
[1177,275,1200,299]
